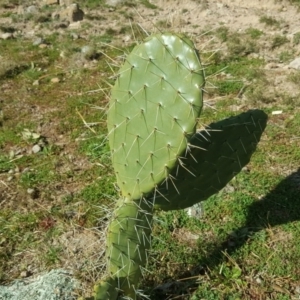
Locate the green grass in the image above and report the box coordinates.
[271,35,289,50]
[294,32,300,45]
[259,15,280,27]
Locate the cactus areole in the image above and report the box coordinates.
[107,33,205,200]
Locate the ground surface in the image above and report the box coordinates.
[1,0,300,299]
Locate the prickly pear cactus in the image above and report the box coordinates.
[153,109,268,211]
[90,33,205,300]
[88,33,268,300]
[107,33,205,200]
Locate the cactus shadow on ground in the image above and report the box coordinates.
[147,168,300,299]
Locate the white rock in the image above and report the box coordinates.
[32,144,41,153]
[26,5,39,14]
[27,188,35,195]
[81,45,96,59]
[70,32,79,40]
[289,57,300,70]
[43,0,58,5]
[51,77,60,83]
[1,33,13,40]
[106,0,124,6]
[123,35,131,43]
[68,22,81,29]
[33,37,44,46]
[60,0,74,6]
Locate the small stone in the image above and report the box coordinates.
[289,57,300,70]
[9,150,15,159]
[50,77,60,83]
[68,22,81,29]
[32,144,41,153]
[70,32,79,40]
[7,176,14,181]
[223,184,235,193]
[33,37,44,46]
[22,167,30,173]
[33,80,39,86]
[39,43,48,49]
[27,188,39,199]
[105,0,124,6]
[26,5,39,14]
[81,45,96,59]
[256,277,263,284]
[272,110,283,115]
[1,33,13,40]
[53,21,70,29]
[60,0,74,6]
[123,35,131,43]
[60,51,66,58]
[20,271,28,278]
[27,188,35,195]
[264,62,279,69]
[43,0,58,5]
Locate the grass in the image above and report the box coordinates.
[259,15,280,27]
[293,32,300,45]
[1,1,300,299]
[271,35,289,50]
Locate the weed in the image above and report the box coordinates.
[155,20,171,29]
[123,1,137,8]
[226,36,258,58]
[287,71,300,84]
[271,35,289,49]
[279,50,294,62]
[215,80,244,96]
[293,32,300,45]
[215,26,229,42]
[77,0,105,9]
[140,0,157,9]
[259,15,280,27]
[245,27,263,39]
[44,246,62,265]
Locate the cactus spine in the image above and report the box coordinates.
[88,33,268,299]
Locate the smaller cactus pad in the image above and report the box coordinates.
[105,197,153,299]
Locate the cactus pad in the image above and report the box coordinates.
[105,197,153,298]
[107,33,205,200]
[91,276,118,300]
[153,110,268,211]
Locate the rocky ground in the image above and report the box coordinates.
[0,0,300,299]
